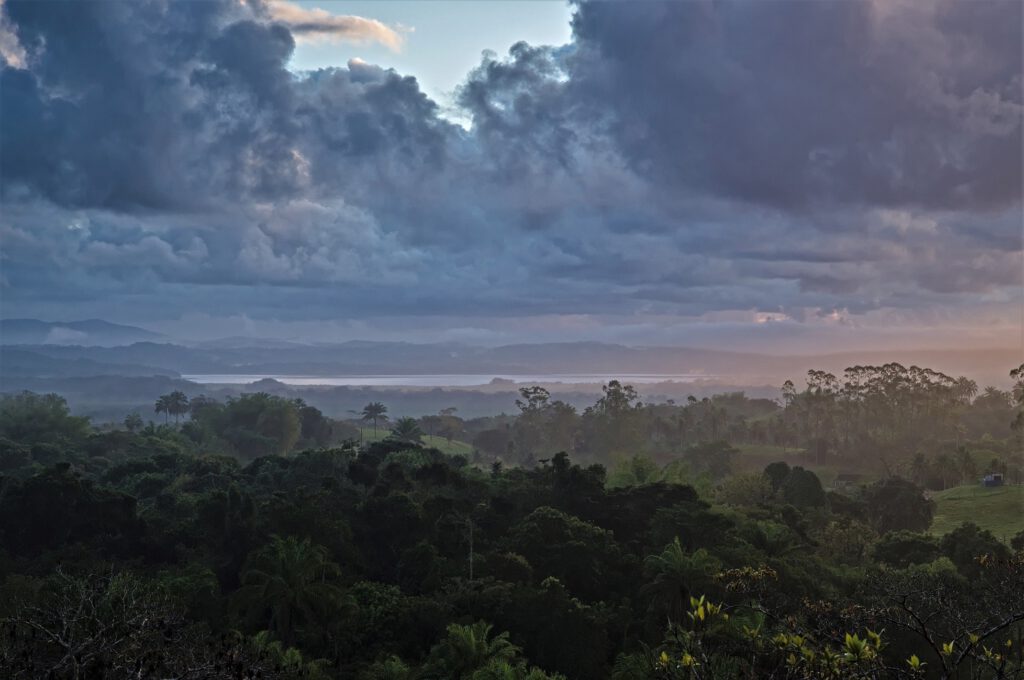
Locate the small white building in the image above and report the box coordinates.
[982,473,1004,487]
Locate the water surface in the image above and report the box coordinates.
[182,373,706,387]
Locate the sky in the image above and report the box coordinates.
[286,0,573,114]
[0,0,1021,352]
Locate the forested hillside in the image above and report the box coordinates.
[0,363,1022,679]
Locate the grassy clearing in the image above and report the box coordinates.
[929,484,1024,541]
[358,427,475,456]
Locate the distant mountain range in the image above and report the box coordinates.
[0,319,162,346]
[1,321,1019,421]
[0,333,1018,388]
[0,348,180,379]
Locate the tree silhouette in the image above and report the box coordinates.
[154,394,170,424]
[390,416,424,444]
[166,390,190,424]
[233,535,345,645]
[0,569,296,679]
[956,446,977,485]
[361,401,388,440]
[642,537,720,622]
[1011,363,1024,439]
[154,391,190,425]
[122,412,143,432]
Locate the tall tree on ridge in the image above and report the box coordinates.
[154,394,170,424]
[362,401,388,440]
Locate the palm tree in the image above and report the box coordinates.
[248,630,327,677]
[421,621,520,680]
[953,376,978,405]
[361,402,388,440]
[154,395,170,424]
[364,655,416,680]
[470,660,558,680]
[642,537,720,623]
[123,412,144,432]
[233,535,345,645]
[154,391,190,425]
[390,416,424,444]
[166,390,190,424]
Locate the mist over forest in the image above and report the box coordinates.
[1,0,1022,677]
[1,320,1022,678]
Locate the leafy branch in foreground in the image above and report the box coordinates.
[0,568,327,679]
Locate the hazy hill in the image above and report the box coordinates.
[0,374,779,423]
[3,338,1017,387]
[0,348,179,379]
[0,319,162,346]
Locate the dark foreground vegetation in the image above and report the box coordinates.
[1,363,1022,679]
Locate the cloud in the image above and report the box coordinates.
[263,0,405,51]
[0,0,1019,349]
[0,0,24,67]
[558,0,1021,212]
[43,327,88,344]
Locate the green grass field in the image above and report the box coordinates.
[358,427,475,456]
[929,484,1024,542]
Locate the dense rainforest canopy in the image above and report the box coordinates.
[0,363,1022,679]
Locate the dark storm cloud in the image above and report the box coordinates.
[1,1,232,208]
[0,0,450,210]
[562,0,1022,211]
[0,0,1019,333]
